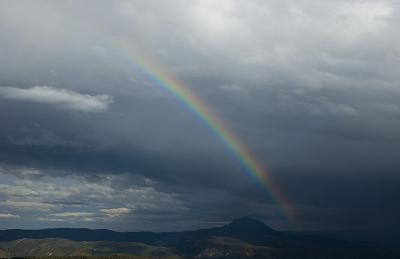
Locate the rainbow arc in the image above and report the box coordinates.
[113,43,298,226]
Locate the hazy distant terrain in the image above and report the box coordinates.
[0,219,398,259]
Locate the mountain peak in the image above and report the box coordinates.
[223,218,275,233]
[230,217,265,225]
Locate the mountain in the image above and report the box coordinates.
[0,218,398,259]
[0,228,161,243]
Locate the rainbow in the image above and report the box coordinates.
[113,43,298,226]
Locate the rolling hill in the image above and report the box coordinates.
[0,238,181,258]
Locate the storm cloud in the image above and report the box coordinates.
[0,0,399,240]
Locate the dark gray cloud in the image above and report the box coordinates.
[0,0,399,241]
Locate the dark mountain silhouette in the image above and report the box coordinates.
[0,218,398,258]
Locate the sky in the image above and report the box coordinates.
[0,0,399,238]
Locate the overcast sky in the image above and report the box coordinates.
[0,0,399,237]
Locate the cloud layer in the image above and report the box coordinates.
[0,0,399,239]
[0,86,112,112]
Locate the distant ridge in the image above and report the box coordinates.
[0,227,160,243]
[0,218,398,258]
[0,217,275,243]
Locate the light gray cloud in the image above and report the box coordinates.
[0,86,112,112]
[0,200,56,211]
[0,213,20,219]
[101,208,132,217]
[50,212,96,218]
[0,168,193,230]
[45,212,97,222]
